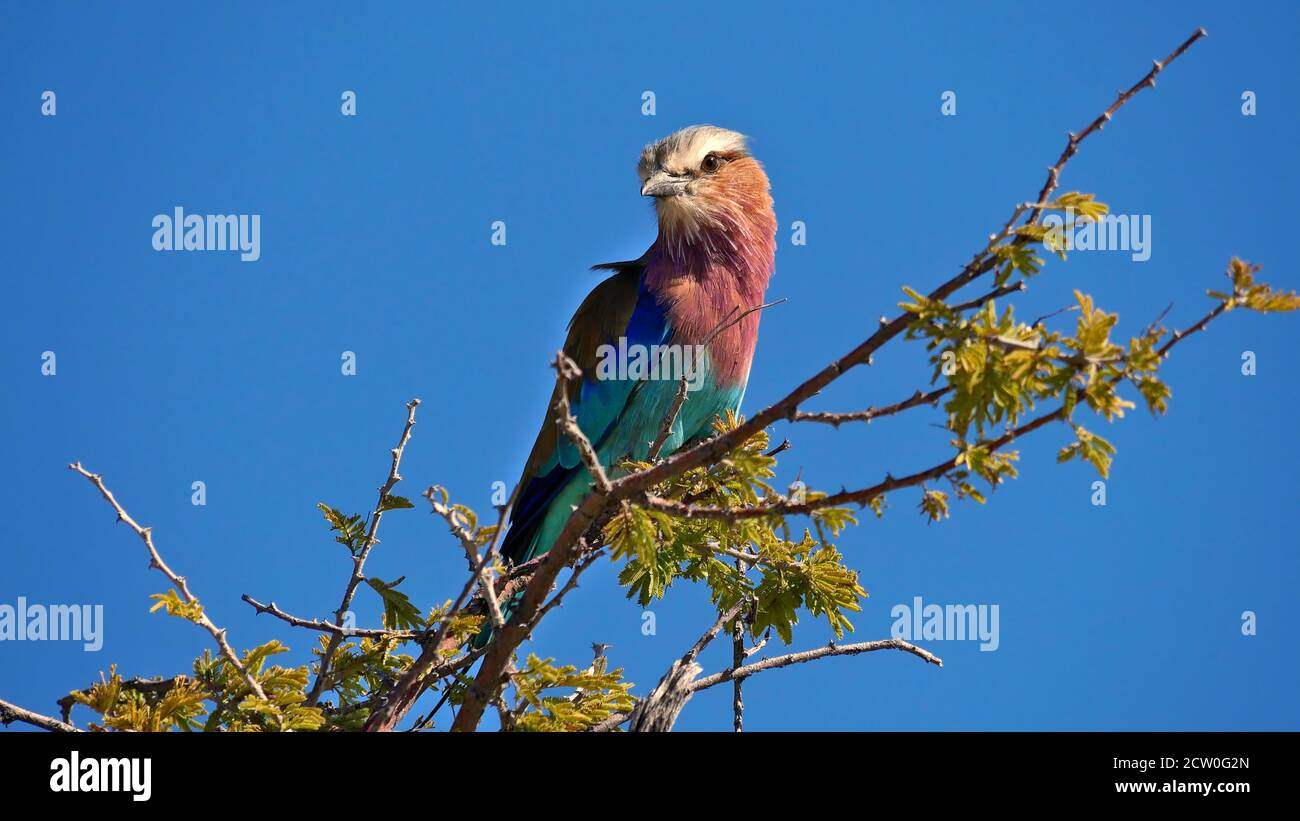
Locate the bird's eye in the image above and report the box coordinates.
[701,153,723,173]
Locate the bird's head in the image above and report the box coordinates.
[637,125,774,250]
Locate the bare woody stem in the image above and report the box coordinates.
[553,352,613,493]
[792,386,950,427]
[1027,28,1208,224]
[241,594,417,640]
[594,636,942,732]
[426,487,508,629]
[68,462,267,701]
[445,356,613,729]
[697,637,943,688]
[363,479,528,732]
[0,697,81,733]
[615,600,746,732]
[307,398,420,707]
[731,603,744,733]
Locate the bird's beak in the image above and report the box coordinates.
[641,171,690,198]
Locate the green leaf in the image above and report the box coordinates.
[919,489,950,523]
[379,494,414,512]
[365,577,423,631]
[318,503,369,555]
[1051,191,1109,222]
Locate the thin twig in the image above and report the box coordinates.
[595,636,943,731]
[425,487,508,629]
[689,601,748,668]
[792,387,950,427]
[554,353,612,492]
[594,599,747,733]
[68,462,267,701]
[1143,301,1175,338]
[639,292,1236,522]
[693,637,943,690]
[364,478,533,732]
[951,280,1026,313]
[764,439,791,457]
[648,299,787,460]
[0,697,81,732]
[525,547,605,629]
[731,601,745,733]
[1026,28,1208,225]
[307,398,420,707]
[744,629,772,659]
[1031,303,1081,328]
[241,594,416,639]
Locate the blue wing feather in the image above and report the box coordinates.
[502,273,670,565]
[479,269,747,649]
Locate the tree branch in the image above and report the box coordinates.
[425,486,508,630]
[1026,28,1208,224]
[307,398,420,707]
[0,697,81,733]
[613,600,746,732]
[638,291,1236,523]
[553,353,612,493]
[694,637,943,691]
[597,635,943,731]
[792,386,950,427]
[68,462,267,701]
[241,594,416,640]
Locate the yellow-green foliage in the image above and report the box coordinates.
[508,654,636,732]
[608,411,866,644]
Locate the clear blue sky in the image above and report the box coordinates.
[2,2,1296,731]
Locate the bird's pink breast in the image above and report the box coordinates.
[644,211,776,388]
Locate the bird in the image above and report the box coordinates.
[475,125,777,646]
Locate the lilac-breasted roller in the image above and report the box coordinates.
[487,126,776,632]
